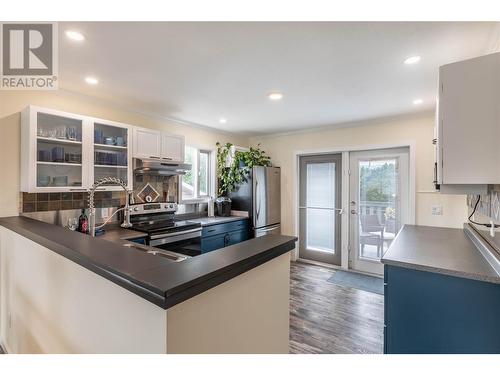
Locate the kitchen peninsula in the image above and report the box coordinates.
[0,216,296,354]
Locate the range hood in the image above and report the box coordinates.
[133,158,191,176]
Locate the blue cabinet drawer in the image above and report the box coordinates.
[201,233,226,253]
[202,219,248,237]
[200,220,249,253]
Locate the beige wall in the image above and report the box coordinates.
[166,252,290,354]
[0,90,248,217]
[250,113,468,237]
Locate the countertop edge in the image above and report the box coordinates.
[188,216,248,227]
[0,216,297,310]
[0,219,166,306]
[381,224,500,285]
[162,239,296,308]
[381,258,500,285]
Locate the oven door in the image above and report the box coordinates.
[149,228,202,257]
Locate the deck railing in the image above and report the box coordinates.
[359,200,395,224]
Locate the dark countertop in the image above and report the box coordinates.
[0,216,296,309]
[381,224,500,284]
[98,226,148,242]
[187,216,248,227]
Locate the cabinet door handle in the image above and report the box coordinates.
[162,157,173,161]
[149,156,160,159]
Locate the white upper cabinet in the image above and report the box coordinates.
[91,119,133,191]
[21,105,134,192]
[161,134,184,162]
[133,127,161,159]
[437,51,500,186]
[21,106,186,193]
[133,127,185,162]
[21,106,90,193]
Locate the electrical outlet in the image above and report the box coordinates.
[431,206,443,216]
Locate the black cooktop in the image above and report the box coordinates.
[131,219,201,235]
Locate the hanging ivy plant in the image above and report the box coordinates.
[216,142,271,196]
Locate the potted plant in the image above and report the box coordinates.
[215,142,271,197]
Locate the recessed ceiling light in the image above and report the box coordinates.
[268,92,283,101]
[85,77,99,85]
[413,99,423,105]
[219,118,227,124]
[65,30,85,41]
[404,56,421,65]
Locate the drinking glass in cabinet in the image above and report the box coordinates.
[37,150,51,162]
[66,127,78,141]
[51,147,65,163]
[94,129,103,144]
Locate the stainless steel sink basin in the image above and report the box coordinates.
[122,242,189,262]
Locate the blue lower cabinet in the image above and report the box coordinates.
[201,233,226,253]
[384,264,500,354]
[226,229,248,246]
[201,219,249,253]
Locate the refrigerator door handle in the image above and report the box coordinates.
[258,225,280,232]
[255,179,260,221]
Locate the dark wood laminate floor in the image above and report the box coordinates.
[289,261,384,354]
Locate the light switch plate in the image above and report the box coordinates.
[431,206,443,216]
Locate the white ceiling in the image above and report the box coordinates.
[59,22,499,136]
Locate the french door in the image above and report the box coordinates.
[349,148,409,275]
[298,154,342,265]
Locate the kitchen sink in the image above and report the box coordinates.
[122,242,189,262]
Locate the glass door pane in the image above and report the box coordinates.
[93,123,129,186]
[357,158,399,261]
[306,208,335,252]
[36,112,83,188]
[299,154,342,266]
[306,162,336,253]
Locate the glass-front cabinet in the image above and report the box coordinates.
[91,120,132,190]
[21,106,132,192]
[22,106,90,192]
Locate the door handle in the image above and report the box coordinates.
[351,209,358,215]
[299,206,343,214]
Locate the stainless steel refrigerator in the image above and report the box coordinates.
[229,166,281,237]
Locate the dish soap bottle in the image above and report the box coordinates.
[78,209,89,234]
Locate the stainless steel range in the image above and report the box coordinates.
[127,202,202,257]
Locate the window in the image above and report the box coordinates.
[182,146,213,201]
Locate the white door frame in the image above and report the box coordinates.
[349,147,410,275]
[292,141,416,268]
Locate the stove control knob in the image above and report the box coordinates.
[133,207,139,211]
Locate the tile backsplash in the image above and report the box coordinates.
[467,185,500,222]
[21,191,126,213]
[20,174,179,213]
